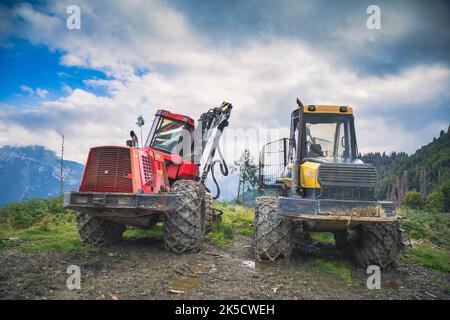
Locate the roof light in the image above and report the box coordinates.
[308,105,316,111]
[340,106,348,112]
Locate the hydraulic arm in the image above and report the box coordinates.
[197,101,233,198]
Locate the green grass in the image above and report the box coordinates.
[311,232,335,245]
[0,218,88,253]
[2,196,448,271]
[0,197,255,251]
[399,208,450,272]
[0,238,15,248]
[123,223,164,240]
[209,224,234,247]
[208,202,254,247]
[312,258,352,285]
[0,198,89,253]
[407,245,450,273]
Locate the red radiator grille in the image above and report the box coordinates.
[79,147,133,193]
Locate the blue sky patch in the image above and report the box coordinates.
[0,37,109,105]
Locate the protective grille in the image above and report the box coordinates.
[318,163,377,188]
[79,147,133,193]
[141,154,153,185]
[259,138,290,187]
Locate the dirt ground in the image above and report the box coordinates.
[0,234,449,300]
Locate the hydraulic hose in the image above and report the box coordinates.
[209,146,228,199]
[210,160,221,199]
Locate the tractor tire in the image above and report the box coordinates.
[333,230,347,249]
[203,191,214,233]
[164,180,206,253]
[254,196,293,261]
[76,213,126,245]
[348,221,404,268]
[254,196,276,226]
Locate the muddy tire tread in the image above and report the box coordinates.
[254,196,293,261]
[77,213,125,245]
[349,221,404,268]
[204,191,214,233]
[164,180,205,253]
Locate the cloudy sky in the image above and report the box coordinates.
[0,0,449,171]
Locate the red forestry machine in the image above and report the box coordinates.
[64,102,233,253]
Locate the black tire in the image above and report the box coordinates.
[254,196,293,261]
[76,213,126,245]
[333,230,347,249]
[164,180,206,253]
[204,191,214,233]
[348,221,404,268]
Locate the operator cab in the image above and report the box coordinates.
[289,105,358,164]
[145,110,195,159]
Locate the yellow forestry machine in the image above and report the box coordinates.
[255,98,407,267]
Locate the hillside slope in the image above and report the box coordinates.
[0,146,83,206]
[361,127,450,204]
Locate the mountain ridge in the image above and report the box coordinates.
[0,145,84,206]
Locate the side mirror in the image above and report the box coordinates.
[126,140,133,147]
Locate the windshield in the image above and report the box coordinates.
[304,115,354,160]
[148,117,191,154]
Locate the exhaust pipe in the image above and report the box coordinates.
[291,98,304,195]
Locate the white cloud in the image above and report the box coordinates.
[19,84,50,99]
[61,83,73,94]
[35,88,49,98]
[1,0,449,169]
[20,85,34,95]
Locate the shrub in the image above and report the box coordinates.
[0,197,73,229]
[426,190,445,212]
[0,199,47,228]
[0,198,84,253]
[403,191,424,210]
[437,179,450,212]
[401,209,450,249]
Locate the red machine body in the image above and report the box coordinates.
[65,102,232,230]
[79,110,199,195]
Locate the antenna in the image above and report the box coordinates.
[60,135,64,195]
